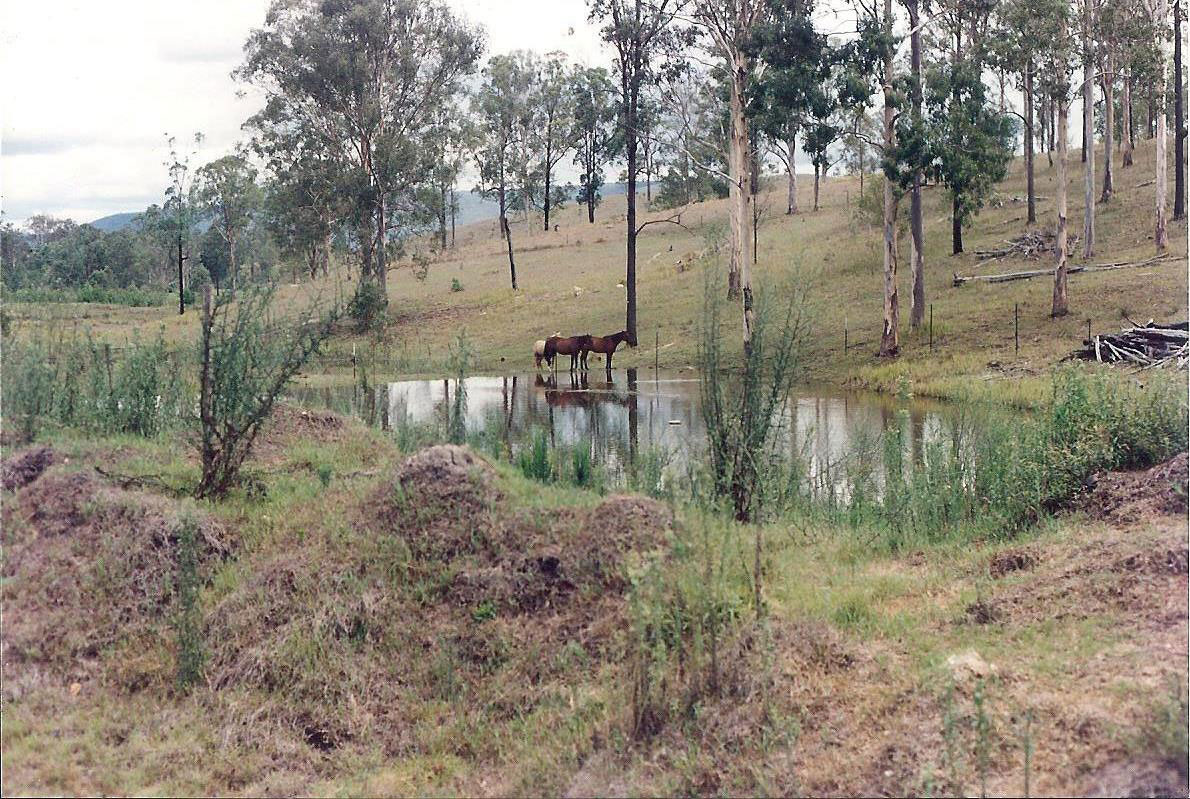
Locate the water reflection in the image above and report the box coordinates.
[287,369,975,493]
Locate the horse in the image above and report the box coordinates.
[533,340,554,370]
[582,330,636,371]
[544,334,592,372]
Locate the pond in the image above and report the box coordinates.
[288,368,982,497]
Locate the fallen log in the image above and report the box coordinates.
[954,254,1176,286]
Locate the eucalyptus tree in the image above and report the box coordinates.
[571,65,619,223]
[238,0,483,301]
[1033,0,1077,317]
[193,150,261,291]
[590,0,682,345]
[922,59,1014,255]
[989,0,1067,228]
[1151,0,1170,251]
[425,99,476,249]
[655,66,730,208]
[750,0,824,217]
[475,51,537,288]
[689,0,769,321]
[534,52,579,231]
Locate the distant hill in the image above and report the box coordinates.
[83,183,629,234]
[88,212,140,232]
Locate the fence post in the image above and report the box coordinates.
[1014,303,1019,353]
[654,329,659,373]
[929,305,934,352]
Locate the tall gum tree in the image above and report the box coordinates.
[590,0,681,346]
[238,0,482,300]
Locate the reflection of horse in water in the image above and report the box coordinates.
[536,372,634,410]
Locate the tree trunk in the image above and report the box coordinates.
[1048,98,1055,167]
[1156,0,1170,251]
[952,196,963,254]
[450,187,457,246]
[502,214,518,289]
[909,0,926,329]
[1122,76,1135,166]
[625,78,640,343]
[1101,62,1114,203]
[786,133,799,214]
[813,163,820,211]
[1082,3,1095,260]
[543,158,553,232]
[726,45,754,342]
[376,196,388,299]
[879,0,899,358]
[1175,0,1186,219]
[1053,95,1070,317]
[1025,60,1037,225]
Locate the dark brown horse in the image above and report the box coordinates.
[582,331,636,371]
[544,335,592,372]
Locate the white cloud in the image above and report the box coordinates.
[0,0,610,225]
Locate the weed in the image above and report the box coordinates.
[173,512,204,692]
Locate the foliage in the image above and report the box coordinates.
[1,330,190,443]
[571,65,620,221]
[348,282,389,332]
[922,61,1016,231]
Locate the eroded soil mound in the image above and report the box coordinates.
[1076,451,1189,523]
[1083,758,1189,798]
[205,447,676,748]
[252,404,348,463]
[366,444,502,559]
[1,469,225,689]
[1,445,56,491]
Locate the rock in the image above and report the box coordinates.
[945,650,998,682]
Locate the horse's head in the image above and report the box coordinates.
[621,330,638,348]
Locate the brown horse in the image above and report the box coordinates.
[582,330,636,371]
[544,335,592,372]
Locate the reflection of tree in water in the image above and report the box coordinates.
[285,373,992,498]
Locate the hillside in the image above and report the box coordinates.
[21,138,1185,407]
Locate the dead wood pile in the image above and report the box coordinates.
[1068,321,1189,369]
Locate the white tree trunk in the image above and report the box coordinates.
[1155,0,1170,250]
[787,133,799,214]
[728,48,754,344]
[1054,96,1070,316]
[879,0,899,357]
[1082,1,1095,259]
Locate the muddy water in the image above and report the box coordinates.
[289,369,981,494]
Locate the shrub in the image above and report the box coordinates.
[450,277,464,292]
[698,269,809,523]
[196,283,340,499]
[347,281,387,331]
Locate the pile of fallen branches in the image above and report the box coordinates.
[1069,321,1189,369]
[974,229,1078,263]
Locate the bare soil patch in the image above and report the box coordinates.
[1,445,56,491]
[1075,451,1189,524]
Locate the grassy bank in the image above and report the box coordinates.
[2,356,1186,795]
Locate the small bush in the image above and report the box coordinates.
[347,281,388,332]
[450,277,464,292]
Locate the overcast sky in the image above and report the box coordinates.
[0,0,609,225]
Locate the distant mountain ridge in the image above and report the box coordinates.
[86,183,630,233]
